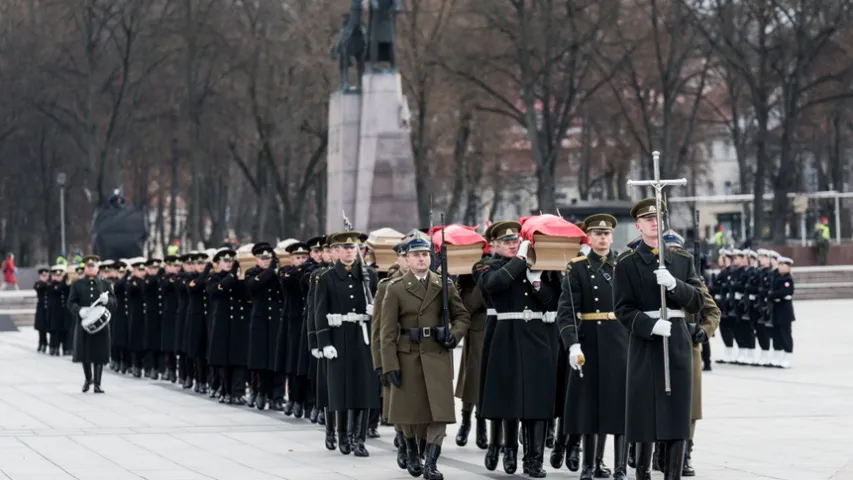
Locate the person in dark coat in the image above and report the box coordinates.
[613,198,704,480]
[124,258,147,377]
[296,236,326,421]
[159,256,182,382]
[207,247,250,404]
[67,255,117,393]
[184,251,212,392]
[307,236,337,448]
[276,242,312,416]
[110,262,129,373]
[246,242,285,410]
[453,268,489,451]
[556,214,627,480]
[34,267,51,353]
[768,256,795,368]
[315,231,379,458]
[143,258,164,379]
[478,220,559,477]
[47,265,70,356]
[175,254,193,387]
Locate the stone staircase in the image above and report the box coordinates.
[0,291,37,327]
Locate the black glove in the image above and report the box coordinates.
[442,330,456,348]
[271,253,279,269]
[230,260,239,276]
[375,368,388,387]
[386,370,402,388]
[692,328,708,344]
[435,325,455,348]
[203,263,213,275]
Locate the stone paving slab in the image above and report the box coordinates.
[1,299,852,479]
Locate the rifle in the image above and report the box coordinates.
[440,213,450,328]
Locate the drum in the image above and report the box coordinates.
[81,305,111,334]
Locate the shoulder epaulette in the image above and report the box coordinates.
[570,256,587,263]
[672,250,692,259]
[387,277,404,287]
[617,249,636,261]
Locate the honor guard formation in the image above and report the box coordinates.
[29,197,798,480]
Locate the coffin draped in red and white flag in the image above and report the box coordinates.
[519,214,588,271]
[430,224,488,275]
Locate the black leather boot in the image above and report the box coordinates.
[336,410,351,455]
[352,409,370,457]
[566,434,581,471]
[628,442,636,468]
[580,434,596,480]
[293,403,304,419]
[682,440,695,476]
[456,409,472,446]
[475,414,488,449]
[664,440,686,480]
[93,365,104,393]
[405,437,423,477]
[654,441,668,472]
[525,420,547,478]
[502,419,519,474]
[550,417,566,469]
[635,442,653,480]
[613,435,628,480]
[309,405,319,423]
[82,363,93,393]
[595,434,612,477]
[418,438,426,461]
[423,443,444,480]
[395,432,408,469]
[484,419,503,471]
[256,395,267,411]
[246,390,257,408]
[316,407,325,424]
[283,399,294,416]
[367,408,379,438]
[545,419,555,449]
[324,408,337,451]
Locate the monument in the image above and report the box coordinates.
[326,0,418,234]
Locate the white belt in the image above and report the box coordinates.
[495,310,557,323]
[487,308,497,317]
[734,292,743,300]
[713,294,721,301]
[326,313,370,345]
[749,294,756,300]
[644,308,686,319]
[774,296,793,302]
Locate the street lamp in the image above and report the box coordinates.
[56,172,67,258]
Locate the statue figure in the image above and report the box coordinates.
[365,0,402,71]
[331,9,366,90]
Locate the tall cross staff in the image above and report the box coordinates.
[627,151,687,395]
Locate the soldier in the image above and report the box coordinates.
[160,255,182,382]
[110,261,129,373]
[711,249,735,363]
[206,247,250,404]
[185,252,212,392]
[614,197,704,480]
[768,256,795,368]
[247,242,285,410]
[297,236,327,420]
[379,237,471,479]
[557,214,627,480]
[175,254,193,387]
[143,258,165,379]
[754,250,774,366]
[478,220,559,477]
[67,255,116,393]
[372,240,409,469]
[34,267,51,353]
[279,242,312,417]
[315,231,379,457]
[47,265,70,356]
[664,231,721,477]
[125,258,148,377]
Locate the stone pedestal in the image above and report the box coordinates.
[325,71,418,234]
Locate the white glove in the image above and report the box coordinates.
[525,270,543,284]
[568,344,584,371]
[517,240,531,259]
[98,291,109,303]
[651,319,672,337]
[79,306,91,318]
[734,292,743,300]
[655,268,677,291]
[366,304,374,316]
[311,348,322,359]
[322,345,338,359]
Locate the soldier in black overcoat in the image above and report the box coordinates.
[34,267,51,353]
[110,262,129,373]
[307,237,337,448]
[768,256,795,368]
[67,255,117,393]
[206,248,250,404]
[613,198,704,480]
[142,258,164,379]
[315,231,379,457]
[47,265,70,356]
[174,254,193,387]
[296,236,326,421]
[185,251,212,392]
[124,258,147,377]
[277,242,311,417]
[159,255,182,382]
[556,214,628,480]
[246,242,285,410]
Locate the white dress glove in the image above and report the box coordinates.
[79,306,91,318]
[322,345,338,359]
[311,348,322,359]
[655,267,677,291]
[98,291,109,303]
[366,304,374,316]
[568,344,584,371]
[517,240,531,259]
[651,319,672,337]
[525,270,543,284]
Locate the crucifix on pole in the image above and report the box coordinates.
[627,151,687,395]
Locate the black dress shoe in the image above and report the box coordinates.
[271,400,284,412]
[293,403,304,418]
[309,406,319,423]
[475,417,488,450]
[338,434,352,455]
[246,391,257,408]
[94,385,104,394]
[367,427,380,439]
[283,400,294,416]
[82,381,91,393]
[456,410,472,446]
[256,396,267,410]
[567,442,581,471]
[233,396,246,406]
[219,395,227,404]
[325,432,337,451]
[317,409,325,425]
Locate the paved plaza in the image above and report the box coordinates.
[1,299,852,479]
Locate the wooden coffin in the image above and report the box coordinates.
[236,244,255,279]
[446,243,486,275]
[530,234,583,271]
[367,228,405,272]
[274,238,299,267]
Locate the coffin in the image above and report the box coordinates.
[432,225,488,275]
[275,238,299,267]
[236,244,255,279]
[367,228,405,272]
[520,215,587,271]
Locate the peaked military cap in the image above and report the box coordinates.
[38,267,50,274]
[358,233,369,244]
[81,254,100,265]
[583,214,617,233]
[630,197,667,219]
[286,242,310,254]
[393,241,408,255]
[730,249,745,257]
[488,220,522,242]
[662,229,684,248]
[406,238,431,252]
[306,236,325,250]
[99,259,115,269]
[756,248,769,257]
[328,231,362,247]
[779,256,794,265]
[113,260,127,271]
[212,248,236,262]
[164,255,180,264]
[251,242,274,256]
[746,249,758,259]
[179,253,193,262]
[323,233,339,248]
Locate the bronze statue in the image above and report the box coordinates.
[332,0,401,89]
[365,0,402,70]
[331,10,367,90]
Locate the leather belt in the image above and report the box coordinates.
[326,313,370,345]
[579,312,616,320]
[495,310,557,323]
[643,308,686,319]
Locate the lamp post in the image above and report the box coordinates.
[56,172,67,258]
